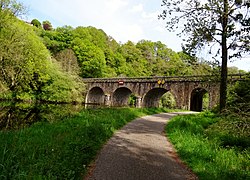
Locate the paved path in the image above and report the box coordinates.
[86,112,197,180]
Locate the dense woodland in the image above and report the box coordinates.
[0,0,246,103]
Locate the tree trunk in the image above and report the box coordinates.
[220,0,229,112]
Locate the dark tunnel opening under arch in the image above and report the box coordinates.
[143,88,168,108]
[86,87,105,105]
[112,87,132,107]
[190,88,209,112]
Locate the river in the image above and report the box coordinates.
[0,101,91,130]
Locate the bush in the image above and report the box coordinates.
[31,19,41,28]
[227,73,250,113]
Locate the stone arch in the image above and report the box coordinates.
[86,86,105,105]
[143,88,168,107]
[112,87,132,107]
[190,88,209,112]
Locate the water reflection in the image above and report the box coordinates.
[0,101,87,130]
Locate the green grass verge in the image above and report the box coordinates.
[0,107,173,179]
[166,112,249,180]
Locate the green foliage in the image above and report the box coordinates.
[159,92,176,108]
[202,92,209,110]
[206,115,250,150]
[39,24,214,79]
[128,94,136,107]
[166,112,249,179]
[0,17,50,99]
[73,39,107,77]
[0,107,172,179]
[227,73,250,113]
[54,49,80,75]
[228,66,246,74]
[0,13,85,102]
[119,41,149,76]
[37,59,85,102]
[0,0,26,18]
[0,0,227,104]
[31,18,41,28]
[159,0,249,57]
[41,26,73,54]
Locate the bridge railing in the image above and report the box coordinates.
[82,74,247,83]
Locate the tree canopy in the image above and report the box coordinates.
[31,19,41,28]
[40,25,214,79]
[0,2,85,102]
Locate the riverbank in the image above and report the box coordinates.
[0,108,174,179]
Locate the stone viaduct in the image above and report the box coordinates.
[82,74,245,111]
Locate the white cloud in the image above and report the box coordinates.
[112,24,144,43]
[104,0,129,13]
[154,26,165,33]
[131,4,143,13]
[142,11,159,21]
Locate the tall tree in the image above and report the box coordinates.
[159,0,250,111]
[0,0,26,16]
[54,48,80,75]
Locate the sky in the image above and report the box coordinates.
[19,0,250,71]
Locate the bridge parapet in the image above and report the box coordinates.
[82,74,246,83]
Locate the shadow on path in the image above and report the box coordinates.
[85,112,198,180]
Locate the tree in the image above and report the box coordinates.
[159,0,250,111]
[31,18,41,28]
[0,18,50,99]
[54,49,80,75]
[0,6,84,102]
[42,20,52,30]
[227,73,250,113]
[0,0,26,16]
[119,41,149,77]
[72,38,107,78]
[136,40,158,75]
[41,26,73,54]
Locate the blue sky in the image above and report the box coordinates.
[19,0,250,71]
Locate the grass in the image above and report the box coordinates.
[0,107,173,179]
[166,112,249,180]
